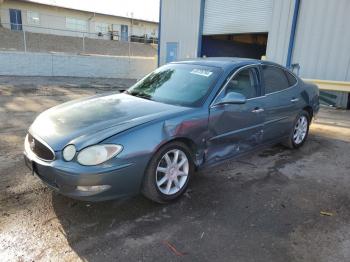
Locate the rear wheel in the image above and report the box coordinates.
[141,141,194,203]
[284,110,310,149]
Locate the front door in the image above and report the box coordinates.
[207,67,264,164]
[9,9,22,31]
[121,25,128,41]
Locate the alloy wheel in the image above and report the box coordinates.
[293,115,308,144]
[155,149,189,195]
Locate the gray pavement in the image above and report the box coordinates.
[0,76,350,262]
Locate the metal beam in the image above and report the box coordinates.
[197,0,206,57]
[304,79,350,92]
[286,0,301,68]
[157,0,162,66]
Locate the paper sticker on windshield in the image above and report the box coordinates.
[190,69,213,77]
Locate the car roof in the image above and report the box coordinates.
[171,57,281,70]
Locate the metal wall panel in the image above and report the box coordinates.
[268,0,350,82]
[292,0,350,107]
[267,0,350,107]
[203,0,273,35]
[159,0,201,65]
[292,0,350,82]
[265,0,294,65]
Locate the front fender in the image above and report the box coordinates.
[102,109,209,189]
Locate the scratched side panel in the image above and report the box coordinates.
[206,101,264,166]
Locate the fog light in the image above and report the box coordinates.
[76,185,111,192]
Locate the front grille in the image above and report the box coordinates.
[27,133,55,161]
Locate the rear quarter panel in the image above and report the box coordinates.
[302,80,320,116]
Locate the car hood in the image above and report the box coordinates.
[29,93,190,151]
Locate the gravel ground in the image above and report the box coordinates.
[0,76,350,262]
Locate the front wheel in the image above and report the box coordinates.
[141,141,194,203]
[284,110,310,149]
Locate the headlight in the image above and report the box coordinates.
[62,144,76,161]
[77,144,123,166]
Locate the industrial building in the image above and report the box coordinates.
[158,0,350,108]
[0,0,158,42]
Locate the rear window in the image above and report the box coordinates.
[262,65,289,94]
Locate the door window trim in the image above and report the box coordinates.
[261,64,299,96]
[210,64,262,108]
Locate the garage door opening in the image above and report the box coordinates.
[201,33,268,59]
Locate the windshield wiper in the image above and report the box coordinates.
[128,91,151,100]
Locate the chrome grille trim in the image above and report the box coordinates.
[26,133,55,161]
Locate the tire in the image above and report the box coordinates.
[141,141,194,203]
[283,110,310,149]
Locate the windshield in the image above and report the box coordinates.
[126,64,221,107]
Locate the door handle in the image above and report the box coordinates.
[290,98,299,103]
[252,108,264,113]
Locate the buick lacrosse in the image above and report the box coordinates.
[24,58,319,203]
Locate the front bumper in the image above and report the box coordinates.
[23,149,145,202]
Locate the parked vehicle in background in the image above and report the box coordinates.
[24,58,320,203]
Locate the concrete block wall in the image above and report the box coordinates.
[0,51,157,79]
[0,27,26,51]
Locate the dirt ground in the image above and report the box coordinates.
[0,76,350,262]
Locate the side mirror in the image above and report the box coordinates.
[215,92,247,106]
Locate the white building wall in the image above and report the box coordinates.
[131,21,157,38]
[159,0,202,65]
[0,0,158,39]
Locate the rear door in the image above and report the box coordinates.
[260,65,301,143]
[207,66,264,164]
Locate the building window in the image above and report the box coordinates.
[95,22,109,35]
[27,11,40,25]
[9,9,22,31]
[66,17,87,32]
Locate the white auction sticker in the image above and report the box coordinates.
[190,69,213,77]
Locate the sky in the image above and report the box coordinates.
[26,0,160,22]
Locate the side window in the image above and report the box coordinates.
[285,70,297,86]
[262,66,289,94]
[224,68,258,99]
